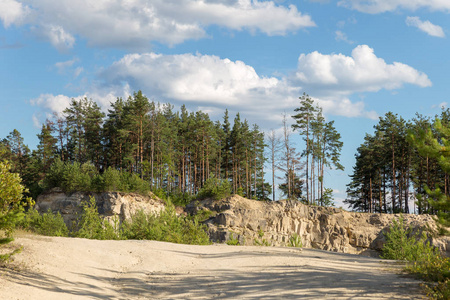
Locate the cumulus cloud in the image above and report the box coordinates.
[30,94,73,116]
[338,0,450,14]
[0,0,29,27]
[406,17,445,38]
[13,0,314,50]
[31,46,431,126]
[293,45,431,95]
[101,52,280,105]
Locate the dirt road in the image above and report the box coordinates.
[0,235,425,299]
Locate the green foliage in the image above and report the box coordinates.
[121,204,210,245]
[382,215,450,299]
[0,160,30,263]
[168,192,195,207]
[381,215,436,261]
[197,175,231,200]
[320,188,335,207]
[20,208,69,237]
[195,209,216,222]
[288,233,303,248]
[75,197,120,240]
[253,229,270,246]
[43,160,152,195]
[226,233,240,245]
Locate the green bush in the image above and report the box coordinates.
[121,204,210,245]
[382,215,450,299]
[0,160,30,263]
[197,175,231,200]
[381,215,436,261]
[75,196,120,240]
[102,167,122,192]
[42,160,152,195]
[20,208,68,237]
[226,233,240,245]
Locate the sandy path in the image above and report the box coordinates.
[0,235,425,299]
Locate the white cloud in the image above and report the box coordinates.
[73,67,83,79]
[15,0,315,50]
[32,46,430,127]
[0,0,29,27]
[55,58,78,74]
[335,30,354,44]
[30,94,73,116]
[44,24,75,51]
[338,0,450,14]
[293,45,431,96]
[101,52,280,105]
[406,16,445,38]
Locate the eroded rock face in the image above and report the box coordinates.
[187,195,449,257]
[35,188,165,226]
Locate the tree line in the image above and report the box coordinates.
[345,109,450,222]
[1,91,347,206]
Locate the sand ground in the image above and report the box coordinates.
[0,234,426,299]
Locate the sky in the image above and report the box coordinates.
[1,0,450,207]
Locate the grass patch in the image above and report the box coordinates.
[288,233,303,248]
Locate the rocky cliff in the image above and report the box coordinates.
[35,188,165,226]
[36,191,449,256]
[187,195,450,257]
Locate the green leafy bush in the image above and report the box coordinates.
[75,197,120,240]
[381,215,436,261]
[226,233,240,245]
[121,204,210,245]
[42,160,152,195]
[197,175,231,200]
[0,160,30,263]
[382,215,450,299]
[20,208,68,237]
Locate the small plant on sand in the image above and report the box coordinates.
[288,233,302,248]
[226,233,240,246]
[254,229,270,246]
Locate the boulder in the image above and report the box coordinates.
[35,188,165,226]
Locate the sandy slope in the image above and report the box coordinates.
[0,235,425,299]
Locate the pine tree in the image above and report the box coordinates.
[292,93,316,204]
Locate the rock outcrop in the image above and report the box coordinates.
[35,188,165,226]
[187,195,450,257]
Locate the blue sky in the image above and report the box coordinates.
[1,0,450,206]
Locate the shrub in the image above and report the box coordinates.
[75,196,120,240]
[20,208,68,237]
[382,215,450,299]
[102,167,122,192]
[0,160,31,263]
[197,175,231,200]
[226,233,240,245]
[381,215,436,261]
[121,205,210,245]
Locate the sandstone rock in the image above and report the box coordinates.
[35,188,165,226]
[188,195,449,257]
